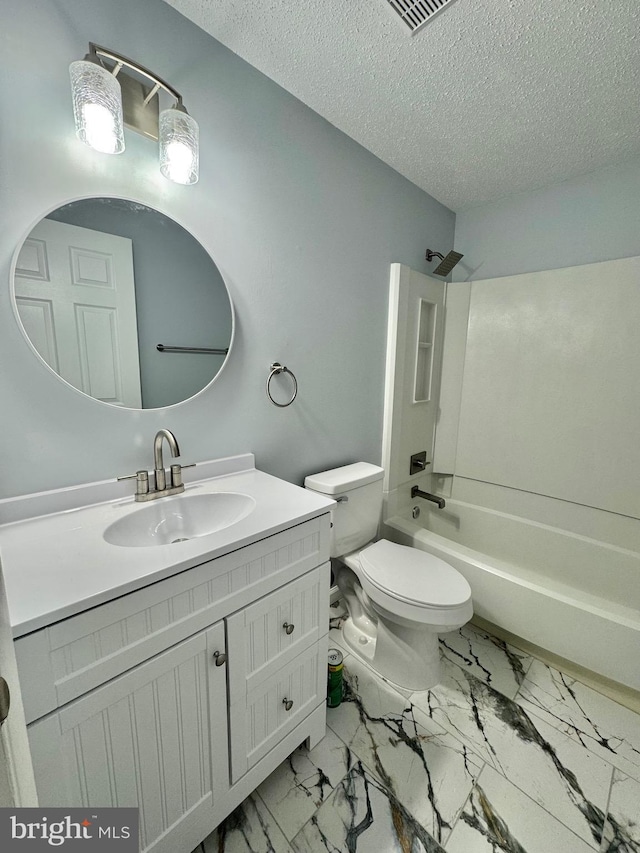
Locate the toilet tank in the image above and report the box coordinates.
[304,462,384,557]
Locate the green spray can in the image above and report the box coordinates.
[327,648,344,708]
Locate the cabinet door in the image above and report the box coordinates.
[28,623,228,853]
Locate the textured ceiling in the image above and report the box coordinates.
[161,0,640,211]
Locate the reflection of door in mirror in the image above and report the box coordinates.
[14,220,142,407]
[13,198,234,409]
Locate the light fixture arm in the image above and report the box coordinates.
[88,43,185,109]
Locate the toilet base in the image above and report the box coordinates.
[340,613,442,692]
[342,614,377,664]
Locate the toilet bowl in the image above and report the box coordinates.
[304,462,473,691]
[337,538,473,689]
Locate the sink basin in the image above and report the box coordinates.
[104,492,256,547]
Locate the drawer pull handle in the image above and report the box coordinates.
[213,651,227,666]
[283,622,295,635]
[282,697,293,712]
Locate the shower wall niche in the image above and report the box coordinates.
[414,298,436,402]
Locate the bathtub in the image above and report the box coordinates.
[383,500,640,692]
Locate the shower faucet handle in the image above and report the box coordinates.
[410,451,430,476]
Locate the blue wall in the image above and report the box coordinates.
[453,155,640,281]
[0,0,454,498]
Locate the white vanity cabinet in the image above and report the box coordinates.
[14,513,331,853]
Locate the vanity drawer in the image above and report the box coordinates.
[227,562,330,703]
[16,514,330,723]
[229,637,327,782]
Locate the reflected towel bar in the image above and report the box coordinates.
[156,344,229,354]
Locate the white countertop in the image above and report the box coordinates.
[0,455,334,638]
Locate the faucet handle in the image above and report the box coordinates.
[169,462,196,489]
[117,470,150,496]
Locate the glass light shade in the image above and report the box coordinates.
[159,107,199,185]
[69,59,125,154]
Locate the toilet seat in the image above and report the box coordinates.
[360,539,471,607]
[344,538,473,627]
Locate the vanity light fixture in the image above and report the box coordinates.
[69,43,199,185]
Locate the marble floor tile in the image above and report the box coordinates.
[516,660,640,783]
[600,770,640,853]
[411,663,613,849]
[191,616,629,853]
[329,598,347,621]
[438,623,532,699]
[328,601,351,657]
[328,604,531,701]
[328,625,350,658]
[200,793,293,853]
[290,759,445,853]
[256,727,354,841]
[447,764,596,853]
[327,654,483,846]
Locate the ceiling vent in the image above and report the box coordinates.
[384,0,460,34]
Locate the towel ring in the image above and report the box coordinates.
[267,362,298,407]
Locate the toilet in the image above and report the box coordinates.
[304,462,473,691]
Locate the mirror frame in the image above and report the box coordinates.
[10,194,235,411]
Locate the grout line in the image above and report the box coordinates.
[284,764,358,848]
[252,787,293,844]
[512,659,532,704]
[597,765,616,853]
[455,762,607,853]
[254,728,357,845]
[444,763,487,847]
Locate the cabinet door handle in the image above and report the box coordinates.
[282,622,295,635]
[213,651,227,666]
[282,697,293,712]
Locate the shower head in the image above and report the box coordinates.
[426,249,464,277]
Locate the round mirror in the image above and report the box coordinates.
[12,198,233,409]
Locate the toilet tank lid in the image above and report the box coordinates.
[304,462,384,494]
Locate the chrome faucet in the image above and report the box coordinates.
[154,428,180,492]
[411,485,446,509]
[118,429,195,501]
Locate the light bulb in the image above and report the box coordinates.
[159,107,199,185]
[163,140,196,184]
[82,103,119,154]
[70,59,125,154]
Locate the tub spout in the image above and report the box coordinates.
[411,486,445,509]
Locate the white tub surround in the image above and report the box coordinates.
[381,258,640,699]
[0,455,334,853]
